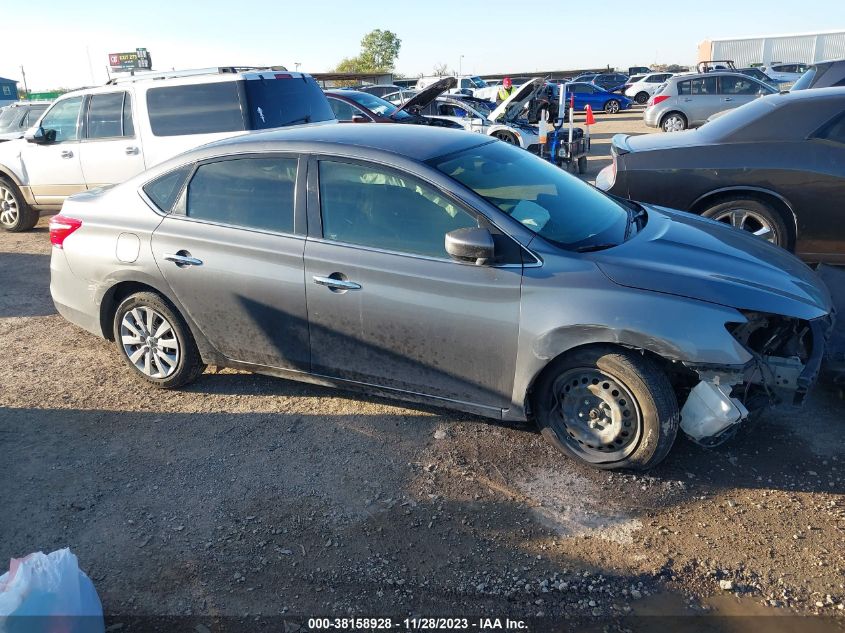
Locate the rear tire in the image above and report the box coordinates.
[0,177,39,232]
[700,198,790,249]
[113,291,206,389]
[661,112,687,132]
[534,345,679,471]
[634,91,649,105]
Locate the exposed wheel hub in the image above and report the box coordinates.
[552,368,642,459]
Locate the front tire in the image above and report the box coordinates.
[113,291,206,389]
[604,99,620,114]
[492,130,518,145]
[0,177,39,232]
[701,198,789,248]
[534,346,679,470]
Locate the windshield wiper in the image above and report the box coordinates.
[574,243,619,253]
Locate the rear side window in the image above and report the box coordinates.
[147,82,245,136]
[185,157,297,233]
[243,75,335,129]
[678,77,717,95]
[143,165,192,212]
[814,113,845,144]
[87,92,134,139]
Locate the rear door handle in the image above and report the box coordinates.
[60,150,74,158]
[163,252,203,267]
[313,275,361,291]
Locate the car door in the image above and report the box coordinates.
[303,157,523,411]
[151,154,311,370]
[677,76,719,125]
[78,91,146,188]
[20,96,86,205]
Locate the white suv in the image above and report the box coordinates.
[624,72,674,105]
[0,67,335,231]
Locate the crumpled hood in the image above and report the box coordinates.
[592,205,832,321]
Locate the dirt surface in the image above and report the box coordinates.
[2,111,845,630]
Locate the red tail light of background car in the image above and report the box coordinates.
[49,215,82,249]
[649,95,671,107]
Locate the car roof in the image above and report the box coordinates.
[195,122,493,163]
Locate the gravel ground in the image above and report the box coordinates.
[2,110,844,630]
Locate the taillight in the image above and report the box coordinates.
[651,95,670,106]
[49,215,82,249]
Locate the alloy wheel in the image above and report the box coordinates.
[120,306,180,379]
[606,100,620,114]
[0,185,19,227]
[711,208,778,243]
[662,115,685,132]
[551,367,642,462]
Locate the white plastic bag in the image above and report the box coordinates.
[0,548,104,633]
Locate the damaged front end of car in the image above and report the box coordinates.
[678,311,833,446]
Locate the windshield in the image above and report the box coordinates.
[431,141,630,250]
[0,107,19,131]
[243,75,335,129]
[347,91,412,120]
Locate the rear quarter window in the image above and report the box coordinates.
[146,82,245,137]
[143,165,193,212]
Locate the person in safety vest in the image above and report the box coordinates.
[496,77,516,103]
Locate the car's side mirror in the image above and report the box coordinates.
[445,227,495,265]
[25,126,54,144]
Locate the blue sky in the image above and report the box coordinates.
[1,0,843,90]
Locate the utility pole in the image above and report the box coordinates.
[20,65,28,98]
[459,54,464,77]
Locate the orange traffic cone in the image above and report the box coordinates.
[585,104,596,126]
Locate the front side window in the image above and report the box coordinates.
[40,97,84,142]
[719,76,761,95]
[87,92,132,139]
[328,98,359,121]
[345,92,411,120]
[147,82,245,137]
[185,157,297,233]
[318,160,477,258]
[678,77,717,95]
[432,140,630,251]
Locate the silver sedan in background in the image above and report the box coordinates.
[644,72,778,131]
[49,125,832,470]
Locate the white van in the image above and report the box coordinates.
[0,67,335,231]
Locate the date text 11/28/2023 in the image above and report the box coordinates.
[308,618,528,630]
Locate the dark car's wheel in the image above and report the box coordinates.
[701,198,789,248]
[0,177,39,232]
[113,291,206,389]
[534,345,679,470]
[493,130,518,145]
[661,112,687,132]
[634,91,649,105]
[604,99,621,114]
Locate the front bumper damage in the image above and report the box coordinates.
[679,313,833,445]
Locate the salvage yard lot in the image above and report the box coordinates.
[2,111,844,627]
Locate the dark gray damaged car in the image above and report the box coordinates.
[49,124,834,470]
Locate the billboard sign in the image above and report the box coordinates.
[108,48,152,71]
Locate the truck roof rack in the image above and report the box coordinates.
[106,66,289,85]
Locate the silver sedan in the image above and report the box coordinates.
[50,125,832,470]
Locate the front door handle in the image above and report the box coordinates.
[125,146,139,155]
[163,252,203,267]
[60,150,74,158]
[313,275,361,291]
[723,97,733,102]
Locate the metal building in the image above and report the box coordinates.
[0,77,19,107]
[698,30,845,67]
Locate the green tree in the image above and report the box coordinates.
[333,29,402,74]
[359,29,402,71]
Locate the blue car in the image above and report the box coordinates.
[563,82,633,114]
